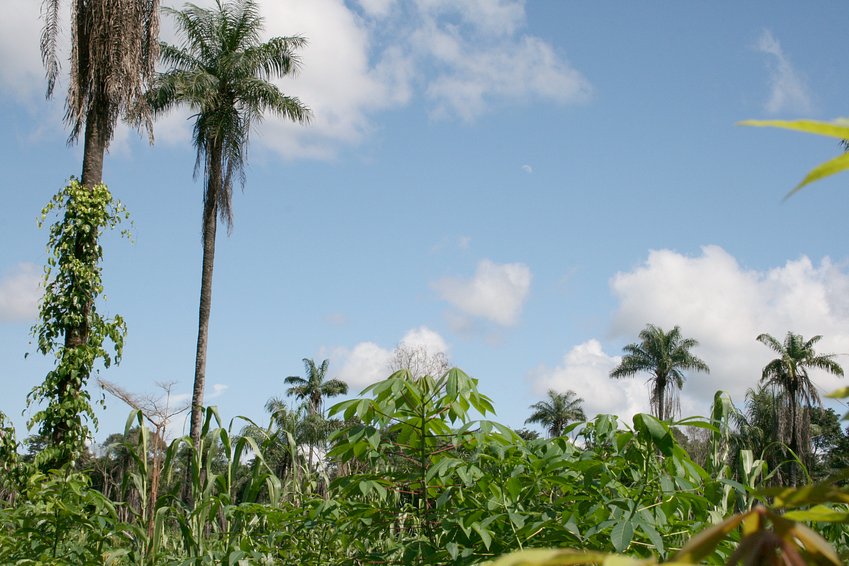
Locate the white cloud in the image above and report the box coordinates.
[209,383,229,399]
[755,29,813,115]
[331,341,394,388]
[0,0,49,100]
[329,326,449,388]
[530,246,849,423]
[416,0,526,37]
[4,0,589,159]
[433,259,532,326]
[610,246,849,414]
[521,164,533,174]
[399,325,450,354]
[416,26,591,121]
[528,339,647,425]
[0,263,41,322]
[357,0,396,19]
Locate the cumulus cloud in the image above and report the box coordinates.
[0,263,41,322]
[529,339,648,425]
[329,326,450,388]
[755,29,813,115]
[530,246,849,422]
[433,259,532,326]
[2,0,590,158]
[610,245,849,403]
[0,0,49,100]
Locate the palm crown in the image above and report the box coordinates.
[149,0,310,233]
[285,358,349,416]
[610,324,709,421]
[756,332,843,482]
[525,389,586,438]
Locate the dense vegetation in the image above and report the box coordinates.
[3,364,849,564]
[3,0,849,564]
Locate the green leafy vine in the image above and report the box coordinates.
[27,178,130,468]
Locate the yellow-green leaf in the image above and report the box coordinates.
[739,119,849,140]
[785,151,849,199]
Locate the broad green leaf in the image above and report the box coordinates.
[633,414,673,457]
[610,519,634,553]
[471,521,493,550]
[635,517,664,556]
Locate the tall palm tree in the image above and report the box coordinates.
[285,358,349,416]
[610,324,710,421]
[41,0,160,186]
[149,0,311,450]
[756,332,843,484]
[525,389,586,438]
[39,0,160,455]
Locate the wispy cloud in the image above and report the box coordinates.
[0,263,41,322]
[755,29,813,115]
[433,259,531,327]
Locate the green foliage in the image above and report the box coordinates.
[0,470,141,564]
[321,371,724,564]
[27,178,129,468]
[740,118,849,197]
[5,370,849,563]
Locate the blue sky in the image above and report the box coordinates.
[3,0,849,442]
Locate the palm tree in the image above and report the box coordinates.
[525,389,586,438]
[149,0,311,450]
[610,324,710,421]
[41,0,160,186]
[39,0,160,459]
[756,332,843,484]
[285,358,349,416]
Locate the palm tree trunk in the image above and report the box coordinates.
[189,185,219,450]
[788,387,799,486]
[189,146,222,452]
[81,106,107,187]
[656,375,666,421]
